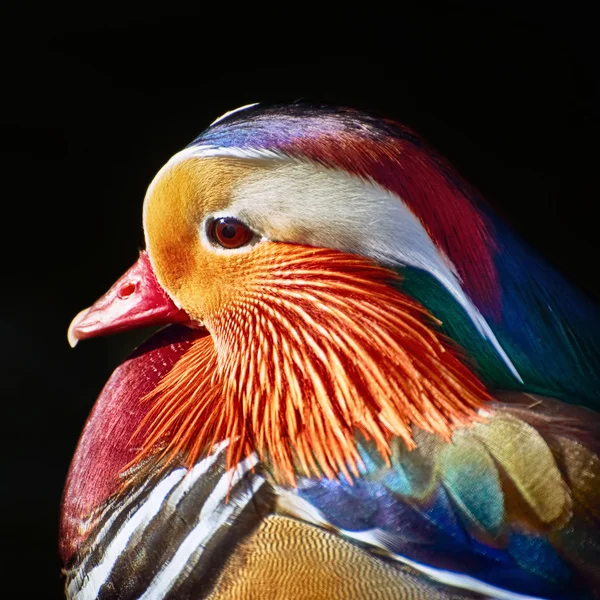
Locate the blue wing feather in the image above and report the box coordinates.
[489,219,600,406]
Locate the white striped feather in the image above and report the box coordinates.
[66,476,152,598]
[139,454,263,600]
[69,441,232,600]
[73,469,186,600]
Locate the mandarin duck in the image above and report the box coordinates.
[61,103,600,600]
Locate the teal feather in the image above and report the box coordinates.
[397,268,521,389]
[439,435,504,537]
[397,265,600,407]
[508,533,572,584]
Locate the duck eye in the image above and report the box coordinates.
[209,217,253,249]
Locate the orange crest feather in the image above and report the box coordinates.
[132,245,490,484]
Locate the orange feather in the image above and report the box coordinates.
[130,244,490,485]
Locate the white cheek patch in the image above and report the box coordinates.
[229,161,522,383]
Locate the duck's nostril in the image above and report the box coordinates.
[118,282,137,299]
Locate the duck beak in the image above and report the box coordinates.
[68,251,188,347]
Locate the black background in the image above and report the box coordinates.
[1,3,597,598]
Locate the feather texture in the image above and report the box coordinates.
[62,103,600,599]
[191,103,600,403]
[132,244,489,486]
[290,394,600,599]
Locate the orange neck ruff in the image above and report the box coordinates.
[131,245,490,484]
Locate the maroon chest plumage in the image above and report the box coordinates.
[59,325,203,562]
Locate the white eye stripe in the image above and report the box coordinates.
[229,161,522,383]
[188,145,286,161]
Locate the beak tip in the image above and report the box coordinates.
[68,308,89,348]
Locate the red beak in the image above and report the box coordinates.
[68,251,189,347]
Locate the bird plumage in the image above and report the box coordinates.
[61,103,600,599]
